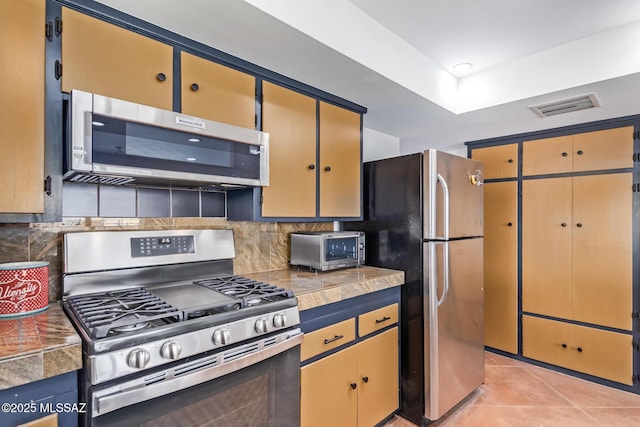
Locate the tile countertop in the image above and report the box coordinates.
[0,302,82,390]
[242,265,405,311]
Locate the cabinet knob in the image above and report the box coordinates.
[190,83,200,92]
[156,73,167,82]
[561,223,567,227]
[324,166,331,172]
[507,159,513,163]
[350,383,357,390]
[576,223,583,228]
[362,376,369,383]
[561,343,567,349]
[561,152,568,157]
[507,222,513,227]
[308,164,315,170]
[577,347,583,352]
[577,150,584,155]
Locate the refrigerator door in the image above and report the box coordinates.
[424,238,484,421]
[424,149,484,240]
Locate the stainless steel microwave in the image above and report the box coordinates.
[64,90,269,188]
[290,231,365,271]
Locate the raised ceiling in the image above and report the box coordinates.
[95,0,640,153]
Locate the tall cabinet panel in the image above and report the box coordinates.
[0,0,45,214]
[522,177,573,319]
[61,7,173,110]
[319,102,361,218]
[180,52,255,128]
[261,82,317,218]
[483,181,518,353]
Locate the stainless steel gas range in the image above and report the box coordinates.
[62,229,302,427]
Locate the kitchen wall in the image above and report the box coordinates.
[0,219,333,302]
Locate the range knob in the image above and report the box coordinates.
[255,318,269,334]
[273,313,287,328]
[127,348,150,369]
[160,341,182,360]
[212,329,231,346]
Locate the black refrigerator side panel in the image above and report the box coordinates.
[343,153,425,424]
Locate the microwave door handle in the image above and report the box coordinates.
[436,173,450,240]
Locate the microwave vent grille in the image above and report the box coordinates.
[68,173,135,186]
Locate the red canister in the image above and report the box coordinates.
[0,261,49,317]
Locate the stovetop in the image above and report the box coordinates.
[65,275,296,341]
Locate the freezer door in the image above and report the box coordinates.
[424,149,484,240]
[424,239,484,421]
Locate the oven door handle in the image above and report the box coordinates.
[92,328,303,417]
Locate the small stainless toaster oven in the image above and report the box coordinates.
[290,231,365,271]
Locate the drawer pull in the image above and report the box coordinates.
[362,376,369,383]
[350,383,357,390]
[577,347,583,353]
[561,343,567,349]
[323,335,344,345]
[375,316,392,324]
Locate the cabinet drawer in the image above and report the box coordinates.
[523,316,633,385]
[301,318,356,361]
[358,303,398,337]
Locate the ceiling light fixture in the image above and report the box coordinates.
[452,63,473,74]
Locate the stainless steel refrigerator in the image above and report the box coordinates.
[344,149,484,425]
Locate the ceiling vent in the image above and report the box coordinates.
[530,93,600,118]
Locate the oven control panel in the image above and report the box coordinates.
[130,235,195,257]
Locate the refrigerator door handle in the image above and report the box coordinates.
[437,242,450,307]
[436,173,450,240]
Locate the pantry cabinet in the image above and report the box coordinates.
[180,51,255,128]
[0,0,45,214]
[482,181,518,354]
[61,7,173,110]
[300,292,399,427]
[467,121,637,389]
[522,315,633,385]
[522,173,632,331]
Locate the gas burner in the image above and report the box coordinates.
[194,275,294,308]
[65,288,181,339]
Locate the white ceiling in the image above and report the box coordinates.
[95,0,640,153]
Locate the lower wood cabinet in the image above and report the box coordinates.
[301,327,398,427]
[522,315,633,385]
[300,296,400,427]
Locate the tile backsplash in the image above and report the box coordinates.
[0,219,333,301]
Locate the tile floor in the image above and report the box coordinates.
[383,351,640,427]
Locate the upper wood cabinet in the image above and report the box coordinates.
[523,126,633,175]
[471,143,518,179]
[61,7,173,110]
[261,82,317,218]
[319,101,361,218]
[522,173,632,331]
[0,0,45,214]
[180,52,255,128]
[483,181,518,354]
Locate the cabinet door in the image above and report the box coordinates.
[180,52,255,128]
[0,0,45,213]
[471,144,518,179]
[572,173,632,330]
[571,323,633,385]
[522,178,572,318]
[356,328,399,427]
[483,182,518,353]
[522,315,572,370]
[522,135,573,176]
[572,127,633,172]
[319,102,361,218]
[301,347,358,427]
[61,8,173,110]
[261,82,317,217]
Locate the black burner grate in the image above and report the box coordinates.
[194,275,294,308]
[66,288,181,339]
